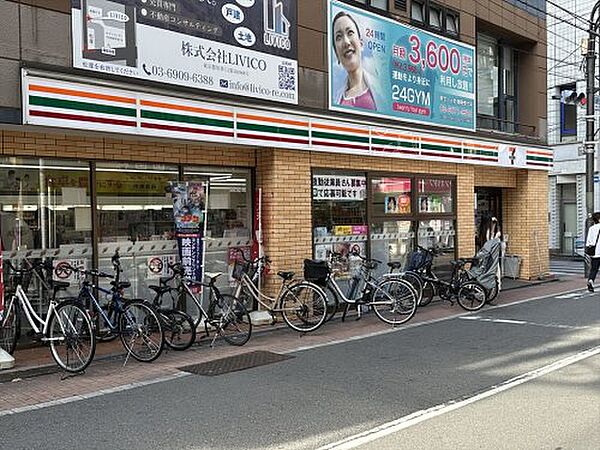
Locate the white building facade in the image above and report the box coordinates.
[547,0,600,255]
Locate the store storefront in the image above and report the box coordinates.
[312,171,456,279]
[0,157,253,319]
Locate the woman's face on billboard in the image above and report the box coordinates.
[333,15,362,73]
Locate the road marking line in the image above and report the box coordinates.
[0,372,190,417]
[318,345,600,450]
[458,316,592,330]
[555,293,583,299]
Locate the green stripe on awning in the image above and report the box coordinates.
[237,121,309,137]
[526,155,552,162]
[372,137,419,148]
[312,130,369,144]
[30,95,136,117]
[141,110,233,129]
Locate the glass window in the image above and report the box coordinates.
[477,34,499,117]
[417,219,455,274]
[95,162,179,299]
[446,12,459,34]
[371,176,411,215]
[370,220,415,278]
[411,0,425,22]
[312,172,367,265]
[429,5,442,28]
[417,178,453,213]
[0,157,92,320]
[561,102,577,139]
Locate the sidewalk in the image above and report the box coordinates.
[0,275,586,414]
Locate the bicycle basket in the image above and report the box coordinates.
[303,259,330,286]
[405,249,433,271]
[232,259,254,281]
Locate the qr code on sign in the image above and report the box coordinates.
[278,65,296,91]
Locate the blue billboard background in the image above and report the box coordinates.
[328,0,475,131]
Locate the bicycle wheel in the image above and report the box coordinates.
[49,301,96,373]
[213,294,252,346]
[401,271,423,305]
[95,303,119,342]
[161,309,196,351]
[170,287,203,329]
[119,300,164,362]
[325,285,339,322]
[280,282,327,332]
[419,280,436,306]
[486,279,499,304]
[371,278,417,325]
[457,281,487,311]
[0,299,19,355]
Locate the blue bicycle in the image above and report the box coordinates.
[70,252,164,363]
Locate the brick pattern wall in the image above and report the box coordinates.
[1,129,548,284]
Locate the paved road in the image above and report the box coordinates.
[0,288,598,450]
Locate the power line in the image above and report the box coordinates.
[546,0,592,28]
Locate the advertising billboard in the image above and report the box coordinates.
[72,0,298,104]
[328,0,475,130]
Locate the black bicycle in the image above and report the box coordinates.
[153,262,252,347]
[404,246,488,311]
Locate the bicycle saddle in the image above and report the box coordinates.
[450,260,466,267]
[110,280,131,289]
[204,272,223,283]
[149,285,170,294]
[52,281,70,291]
[277,271,295,280]
[387,261,402,270]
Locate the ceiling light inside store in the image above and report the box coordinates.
[96,168,178,174]
[0,163,89,171]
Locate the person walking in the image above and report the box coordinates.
[585,212,600,292]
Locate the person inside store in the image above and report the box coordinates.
[585,212,600,292]
[332,11,377,111]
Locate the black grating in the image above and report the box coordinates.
[178,351,294,376]
[395,0,407,10]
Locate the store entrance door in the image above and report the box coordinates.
[475,187,502,250]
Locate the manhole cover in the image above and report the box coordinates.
[178,351,294,376]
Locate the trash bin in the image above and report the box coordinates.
[503,255,521,279]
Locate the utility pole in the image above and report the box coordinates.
[584,4,600,276]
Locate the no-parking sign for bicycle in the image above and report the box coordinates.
[53,259,87,283]
[146,255,177,279]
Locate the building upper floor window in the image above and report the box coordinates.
[477,33,518,133]
[559,85,578,141]
[411,0,459,37]
[352,0,389,11]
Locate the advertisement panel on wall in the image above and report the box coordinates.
[328,0,475,131]
[71,0,298,104]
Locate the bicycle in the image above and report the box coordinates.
[70,252,165,363]
[305,252,418,326]
[408,246,498,309]
[153,262,251,347]
[232,250,328,333]
[404,246,488,311]
[0,260,96,373]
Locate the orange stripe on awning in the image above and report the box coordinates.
[312,122,370,135]
[464,142,498,150]
[29,84,136,104]
[372,130,418,140]
[140,99,233,117]
[237,112,307,128]
[421,136,462,146]
[527,149,553,156]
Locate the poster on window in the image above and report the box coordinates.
[328,0,475,130]
[170,181,207,282]
[312,174,367,201]
[71,0,298,104]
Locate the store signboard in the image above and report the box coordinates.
[328,0,475,130]
[312,174,366,201]
[170,182,207,282]
[71,0,298,104]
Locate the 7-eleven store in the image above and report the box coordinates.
[0,71,552,325]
